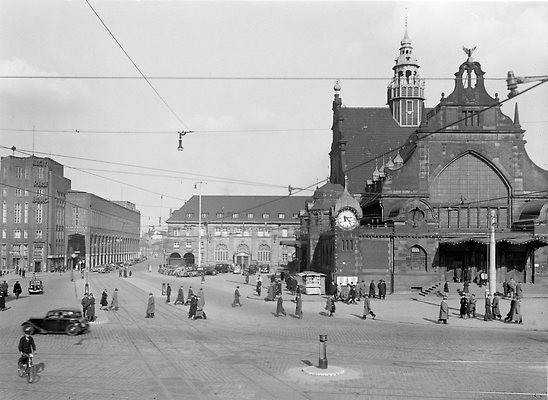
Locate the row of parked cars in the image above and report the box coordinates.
[91,257,144,273]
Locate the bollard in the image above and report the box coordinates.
[84,283,89,294]
[318,334,328,369]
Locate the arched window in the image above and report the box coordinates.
[215,244,228,262]
[408,245,427,271]
[258,244,271,262]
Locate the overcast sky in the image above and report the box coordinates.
[1,0,547,230]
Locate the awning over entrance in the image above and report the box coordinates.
[440,233,548,246]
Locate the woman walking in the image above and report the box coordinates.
[110,288,119,311]
[362,294,376,320]
[295,293,303,319]
[174,286,185,305]
[275,294,286,317]
[438,296,449,324]
[100,289,108,310]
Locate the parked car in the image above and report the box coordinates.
[233,265,242,274]
[205,266,218,276]
[28,280,44,295]
[21,308,89,336]
[259,265,270,274]
[214,263,231,273]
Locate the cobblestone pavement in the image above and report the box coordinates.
[0,264,546,400]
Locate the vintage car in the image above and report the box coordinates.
[22,308,89,336]
[28,280,44,295]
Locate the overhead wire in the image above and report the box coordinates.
[84,0,190,130]
[0,127,327,135]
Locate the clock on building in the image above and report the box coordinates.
[335,208,359,230]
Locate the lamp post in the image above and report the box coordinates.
[70,253,76,282]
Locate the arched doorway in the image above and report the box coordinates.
[167,252,182,266]
[183,252,195,267]
[234,244,250,268]
[408,245,427,271]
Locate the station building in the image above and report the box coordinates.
[65,191,141,269]
[164,195,308,269]
[299,29,548,293]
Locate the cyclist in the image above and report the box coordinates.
[18,327,36,368]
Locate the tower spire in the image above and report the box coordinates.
[514,103,520,125]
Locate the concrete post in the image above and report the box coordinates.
[318,334,328,369]
[489,210,497,297]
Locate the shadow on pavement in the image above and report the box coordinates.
[423,317,442,324]
[301,360,313,366]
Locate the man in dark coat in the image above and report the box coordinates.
[146,293,155,318]
[13,281,22,299]
[463,281,470,294]
[362,295,376,320]
[438,296,449,324]
[100,290,108,310]
[325,296,335,317]
[379,280,387,299]
[492,293,501,319]
[18,327,37,366]
[81,293,90,318]
[443,281,449,295]
[0,289,5,311]
[369,280,376,299]
[275,295,286,317]
[165,284,171,303]
[174,286,185,305]
[232,286,242,307]
[502,280,508,297]
[256,279,262,296]
[515,282,523,299]
[484,295,493,321]
[185,286,194,305]
[87,293,96,322]
[188,295,197,319]
[459,294,468,318]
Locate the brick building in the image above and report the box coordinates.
[65,191,141,269]
[300,29,548,293]
[0,155,71,272]
[165,195,308,270]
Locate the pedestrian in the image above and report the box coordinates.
[369,280,376,299]
[188,295,197,319]
[362,294,376,320]
[379,279,387,299]
[148,264,152,272]
[295,292,303,319]
[81,293,90,318]
[119,269,122,278]
[146,293,155,318]
[275,294,286,317]
[0,289,5,311]
[515,281,523,299]
[87,293,96,322]
[110,288,119,311]
[198,287,205,304]
[463,281,469,294]
[185,286,194,305]
[1,280,8,296]
[165,283,171,303]
[438,295,449,324]
[502,280,508,297]
[201,272,205,283]
[129,270,132,277]
[484,295,493,321]
[275,280,282,296]
[325,295,335,316]
[459,294,468,318]
[22,269,25,278]
[232,286,242,307]
[467,294,477,318]
[196,294,206,319]
[100,289,108,310]
[492,292,501,319]
[256,279,262,296]
[514,298,523,324]
[443,280,449,295]
[245,272,249,284]
[508,278,516,297]
[174,286,185,305]
[13,281,22,299]
[346,284,357,304]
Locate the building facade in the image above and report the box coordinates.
[165,195,309,269]
[301,29,548,293]
[65,191,141,269]
[0,155,71,272]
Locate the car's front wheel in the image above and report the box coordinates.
[65,324,79,336]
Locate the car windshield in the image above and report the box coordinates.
[30,280,42,285]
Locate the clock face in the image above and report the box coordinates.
[336,209,358,230]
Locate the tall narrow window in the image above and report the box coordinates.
[73,206,80,226]
[14,203,21,223]
[24,202,29,223]
[36,204,43,223]
[1,201,6,223]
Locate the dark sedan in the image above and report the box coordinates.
[22,308,90,336]
[28,280,44,294]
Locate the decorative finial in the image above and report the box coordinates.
[462,45,477,63]
[405,8,408,31]
[334,80,341,92]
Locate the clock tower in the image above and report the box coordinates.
[386,22,425,127]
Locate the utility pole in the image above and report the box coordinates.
[489,210,497,297]
[194,182,205,270]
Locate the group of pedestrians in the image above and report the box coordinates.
[80,293,96,322]
[439,290,522,324]
[161,284,206,320]
[98,288,119,311]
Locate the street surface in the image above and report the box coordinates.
[0,258,546,400]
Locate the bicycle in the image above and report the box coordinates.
[18,353,35,383]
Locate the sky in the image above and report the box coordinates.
[1,0,547,231]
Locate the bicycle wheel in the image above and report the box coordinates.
[26,371,35,384]
[17,365,25,378]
